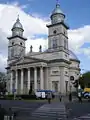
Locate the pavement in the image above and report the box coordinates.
[0,97,90,120]
[65,100,90,119]
[0,100,47,120]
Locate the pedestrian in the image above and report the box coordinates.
[0,104,7,120]
[47,92,52,104]
[78,92,82,103]
[69,92,72,102]
[59,92,62,102]
[8,108,13,120]
[13,111,18,120]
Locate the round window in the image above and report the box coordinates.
[70,76,74,81]
[53,30,57,34]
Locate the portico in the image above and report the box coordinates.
[10,65,47,94]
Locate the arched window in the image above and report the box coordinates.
[64,39,67,49]
[20,42,22,45]
[53,39,57,48]
[12,42,14,45]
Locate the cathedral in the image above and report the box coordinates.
[6,2,80,95]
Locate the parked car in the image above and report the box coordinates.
[82,92,90,98]
[35,90,55,99]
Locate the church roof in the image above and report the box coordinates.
[51,3,65,17]
[27,49,79,63]
[12,16,23,30]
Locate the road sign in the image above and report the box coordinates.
[12,89,16,93]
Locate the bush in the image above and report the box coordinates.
[16,94,37,100]
[5,94,37,100]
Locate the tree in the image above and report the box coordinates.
[81,71,90,88]
[0,72,7,82]
[73,71,90,89]
[0,72,7,95]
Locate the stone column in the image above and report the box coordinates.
[46,67,48,90]
[60,67,65,94]
[28,68,30,92]
[10,70,13,94]
[34,67,37,92]
[21,69,24,94]
[40,67,44,89]
[15,70,18,94]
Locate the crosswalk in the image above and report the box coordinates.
[30,103,67,120]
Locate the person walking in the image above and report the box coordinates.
[8,108,13,120]
[0,104,7,120]
[59,92,62,102]
[78,92,82,103]
[47,92,52,104]
[69,92,72,102]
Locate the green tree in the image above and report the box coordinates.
[81,71,90,88]
[0,72,7,82]
[73,71,90,89]
[0,72,7,95]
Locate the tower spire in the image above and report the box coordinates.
[56,0,60,5]
[56,0,59,4]
[56,0,60,7]
[16,14,20,22]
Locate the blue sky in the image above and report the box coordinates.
[1,0,90,29]
[0,0,90,73]
[8,0,90,29]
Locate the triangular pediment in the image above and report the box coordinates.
[17,57,41,64]
[10,56,47,66]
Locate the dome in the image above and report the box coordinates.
[12,16,23,30]
[69,50,79,61]
[51,3,64,16]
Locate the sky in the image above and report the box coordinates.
[0,0,90,73]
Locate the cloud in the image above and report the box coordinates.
[26,37,48,53]
[0,54,7,72]
[0,2,90,72]
[6,1,29,10]
[68,25,90,54]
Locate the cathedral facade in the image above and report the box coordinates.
[6,2,80,95]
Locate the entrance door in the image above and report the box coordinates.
[65,81,68,94]
[52,81,58,92]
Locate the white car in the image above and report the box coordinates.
[35,91,46,99]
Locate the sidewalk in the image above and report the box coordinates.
[51,96,78,103]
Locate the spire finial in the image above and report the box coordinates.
[16,14,20,22]
[30,45,33,52]
[56,0,60,7]
[56,0,59,4]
